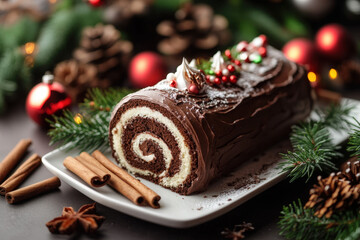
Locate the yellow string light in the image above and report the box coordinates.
[24,42,36,55]
[307,72,317,83]
[73,114,83,124]
[329,68,338,80]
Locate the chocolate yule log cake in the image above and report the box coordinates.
[109,35,313,195]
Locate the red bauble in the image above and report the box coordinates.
[88,0,105,7]
[129,52,167,89]
[282,38,319,72]
[315,24,355,61]
[26,73,72,127]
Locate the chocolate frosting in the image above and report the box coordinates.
[109,46,313,194]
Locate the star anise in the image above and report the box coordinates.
[221,222,254,240]
[46,203,105,235]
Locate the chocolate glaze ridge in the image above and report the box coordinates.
[109,46,313,195]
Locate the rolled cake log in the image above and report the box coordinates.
[109,42,313,195]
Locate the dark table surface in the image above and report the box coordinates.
[1,89,360,240]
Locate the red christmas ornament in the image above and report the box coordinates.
[26,72,72,127]
[129,52,167,89]
[315,24,355,61]
[282,38,319,72]
[88,0,105,7]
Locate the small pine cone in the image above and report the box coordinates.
[104,0,153,27]
[0,1,47,26]
[54,60,109,102]
[156,2,231,59]
[305,172,360,218]
[339,157,360,183]
[73,24,133,85]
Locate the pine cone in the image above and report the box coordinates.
[157,2,230,59]
[73,24,133,85]
[305,159,360,218]
[0,0,47,25]
[54,60,108,102]
[339,157,360,184]
[104,0,153,27]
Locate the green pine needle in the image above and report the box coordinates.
[316,103,353,131]
[81,88,134,116]
[279,104,353,182]
[279,200,360,240]
[347,119,360,157]
[47,88,133,152]
[48,110,109,152]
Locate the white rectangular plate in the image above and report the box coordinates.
[42,98,360,228]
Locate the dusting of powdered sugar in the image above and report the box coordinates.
[191,139,291,211]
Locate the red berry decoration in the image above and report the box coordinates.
[282,38,319,72]
[221,76,228,83]
[88,0,105,7]
[129,52,167,89]
[236,41,248,52]
[234,60,241,67]
[315,24,355,61]
[215,70,222,77]
[26,72,72,127]
[225,49,232,59]
[259,34,267,45]
[214,77,221,85]
[188,84,199,94]
[229,75,237,84]
[258,47,267,57]
[169,80,177,88]
[206,75,211,83]
[227,65,235,72]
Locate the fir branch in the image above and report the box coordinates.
[279,123,340,182]
[48,110,109,152]
[316,103,353,131]
[0,51,31,114]
[279,104,353,182]
[48,88,132,152]
[81,88,133,116]
[279,200,360,240]
[347,119,360,157]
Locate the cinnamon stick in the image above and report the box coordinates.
[0,153,41,195]
[63,156,109,187]
[77,152,145,206]
[92,150,161,208]
[6,176,61,204]
[0,139,32,183]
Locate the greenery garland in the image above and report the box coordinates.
[0,1,102,114]
[279,104,353,182]
[279,112,360,240]
[48,88,133,152]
